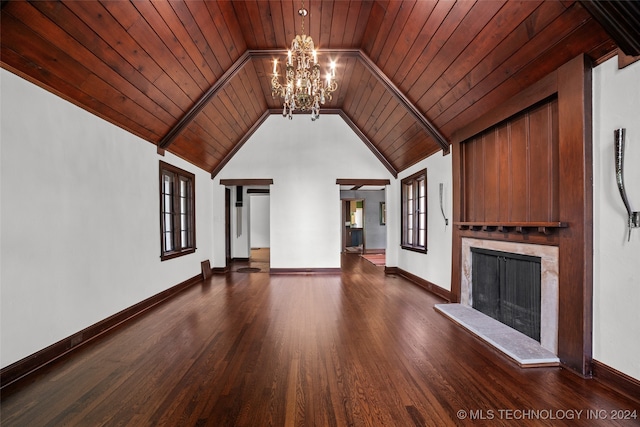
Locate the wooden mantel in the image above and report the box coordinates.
[454,222,568,235]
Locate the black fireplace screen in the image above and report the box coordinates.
[471,248,542,342]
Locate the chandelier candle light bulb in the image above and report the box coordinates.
[271,0,338,121]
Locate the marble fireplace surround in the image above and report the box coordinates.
[460,237,559,354]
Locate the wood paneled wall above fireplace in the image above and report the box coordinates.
[461,98,559,225]
[450,54,593,377]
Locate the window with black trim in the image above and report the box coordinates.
[401,169,427,253]
[160,161,195,260]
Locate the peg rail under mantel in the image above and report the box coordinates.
[454,222,568,235]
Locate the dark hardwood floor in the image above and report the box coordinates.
[1,254,638,426]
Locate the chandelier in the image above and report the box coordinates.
[271,1,337,120]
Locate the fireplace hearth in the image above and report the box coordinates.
[435,238,560,367]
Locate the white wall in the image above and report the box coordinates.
[214,115,394,269]
[593,56,640,380]
[0,70,214,368]
[230,186,250,259]
[395,154,453,290]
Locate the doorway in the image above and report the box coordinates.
[220,179,273,273]
[228,187,271,273]
[248,190,270,272]
[343,199,365,253]
[338,179,389,259]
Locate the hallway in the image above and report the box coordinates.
[230,248,271,274]
[1,256,637,426]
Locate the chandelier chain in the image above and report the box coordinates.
[300,0,306,35]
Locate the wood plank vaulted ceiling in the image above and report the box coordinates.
[0,1,624,177]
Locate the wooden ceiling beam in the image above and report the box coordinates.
[159,51,252,149]
[580,0,640,57]
[210,110,270,179]
[355,51,450,155]
[166,48,448,175]
[267,107,398,178]
[335,109,398,178]
[256,48,449,154]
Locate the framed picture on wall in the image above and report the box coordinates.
[380,202,386,225]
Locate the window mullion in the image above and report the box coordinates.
[162,171,174,254]
[172,183,181,250]
[414,183,420,247]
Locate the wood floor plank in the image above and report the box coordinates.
[1,253,638,426]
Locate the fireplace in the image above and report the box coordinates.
[461,238,559,354]
[471,248,541,342]
[451,58,593,374]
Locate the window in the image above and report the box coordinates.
[401,169,427,253]
[160,161,195,260]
